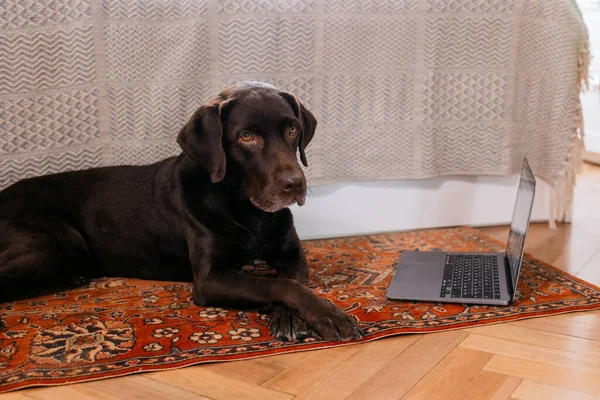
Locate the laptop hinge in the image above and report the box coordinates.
[504,255,515,300]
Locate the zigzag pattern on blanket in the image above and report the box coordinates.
[511,73,579,184]
[0,148,103,189]
[105,24,209,82]
[111,142,181,166]
[323,16,417,72]
[424,17,512,69]
[421,125,504,175]
[517,19,576,78]
[321,74,414,127]
[324,0,419,13]
[512,5,583,187]
[521,0,571,23]
[108,83,212,140]
[218,17,316,74]
[0,27,96,95]
[513,74,575,130]
[321,127,413,179]
[216,77,315,107]
[102,0,207,20]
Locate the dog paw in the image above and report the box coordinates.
[269,305,311,341]
[304,299,364,342]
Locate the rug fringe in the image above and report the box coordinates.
[549,15,590,230]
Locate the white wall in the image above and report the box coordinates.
[578,0,600,157]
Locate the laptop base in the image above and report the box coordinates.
[385,251,511,306]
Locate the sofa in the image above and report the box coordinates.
[0,0,589,239]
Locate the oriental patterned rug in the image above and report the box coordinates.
[1,227,600,393]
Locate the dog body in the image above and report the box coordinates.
[0,82,362,341]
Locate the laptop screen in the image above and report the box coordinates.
[506,158,536,286]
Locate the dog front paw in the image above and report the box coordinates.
[269,305,311,341]
[303,299,364,342]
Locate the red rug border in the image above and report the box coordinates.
[1,226,600,393]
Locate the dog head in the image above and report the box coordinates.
[177,81,317,212]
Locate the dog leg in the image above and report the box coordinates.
[193,271,363,342]
[263,209,309,283]
[262,218,311,340]
[0,223,90,303]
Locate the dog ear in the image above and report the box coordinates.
[298,102,317,167]
[177,101,227,183]
[279,92,317,167]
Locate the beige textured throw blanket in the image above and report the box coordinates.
[0,0,589,225]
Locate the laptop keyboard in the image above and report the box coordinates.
[440,254,501,300]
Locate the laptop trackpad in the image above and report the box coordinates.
[401,251,446,264]
[394,263,443,282]
[389,263,444,300]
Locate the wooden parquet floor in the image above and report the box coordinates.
[2,163,600,400]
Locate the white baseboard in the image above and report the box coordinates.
[584,150,600,165]
[291,175,551,240]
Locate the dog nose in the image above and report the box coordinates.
[279,170,304,192]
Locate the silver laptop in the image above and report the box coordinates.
[386,158,536,305]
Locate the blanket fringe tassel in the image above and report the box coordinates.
[549,20,590,230]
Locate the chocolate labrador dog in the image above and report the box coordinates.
[0,81,363,341]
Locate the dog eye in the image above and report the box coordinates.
[240,131,254,142]
[288,125,298,136]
